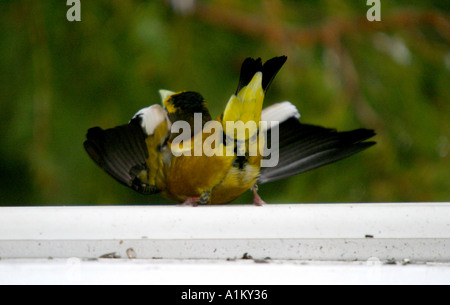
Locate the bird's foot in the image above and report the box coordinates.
[178,191,211,207]
[252,193,266,206]
[179,197,200,207]
[252,185,266,206]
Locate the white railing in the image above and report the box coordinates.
[1,203,449,261]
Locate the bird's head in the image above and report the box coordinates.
[159,90,212,124]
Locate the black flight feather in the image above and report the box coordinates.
[258,117,376,184]
[83,118,160,195]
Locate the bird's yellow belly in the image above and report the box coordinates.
[164,154,234,202]
[210,164,260,204]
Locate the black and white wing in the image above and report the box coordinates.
[84,104,171,194]
[259,101,376,184]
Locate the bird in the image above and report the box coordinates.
[84,56,376,205]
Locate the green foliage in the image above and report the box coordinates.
[0,0,448,205]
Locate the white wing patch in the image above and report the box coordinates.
[261,101,300,128]
[132,104,171,136]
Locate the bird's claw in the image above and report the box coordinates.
[178,197,200,207]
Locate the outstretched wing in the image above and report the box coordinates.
[258,101,376,184]
[84,104,171,194]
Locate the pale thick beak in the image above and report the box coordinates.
[159,89,175,105]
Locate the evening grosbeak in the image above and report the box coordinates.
[84,56,375,205]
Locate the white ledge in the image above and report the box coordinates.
[0,203,449,261]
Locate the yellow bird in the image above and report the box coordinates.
[84,56,375,205]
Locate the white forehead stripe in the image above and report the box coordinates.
[132,104,169,136]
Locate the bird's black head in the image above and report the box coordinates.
[168,91,207,113]
[163,91,212,140]
[164,91,212,124]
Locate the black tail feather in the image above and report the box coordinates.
[261,56,288,92]
[258,118,376,184]
[83,118,159,194]
[236,56,287,94]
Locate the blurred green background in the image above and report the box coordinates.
[0,0,448,206]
